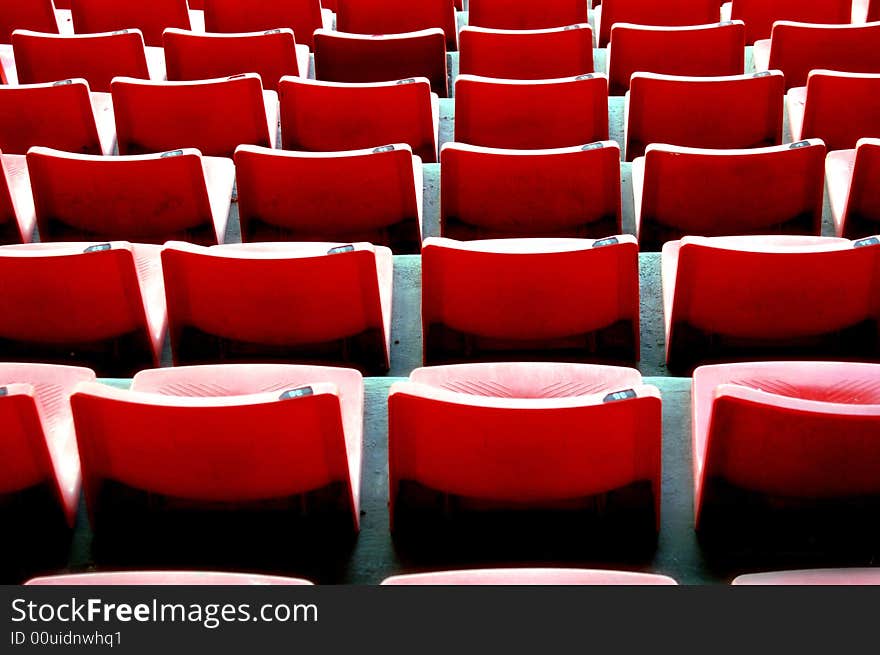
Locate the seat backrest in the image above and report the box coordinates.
[731,0,852,43]
[468,0,588,30]
[597,0,720,47]
[335,0,457,50]
[845,139,880,233]
[801,71,880,151]
[0,0,59,43]
[70,0,190,46]
[203,0,323,49]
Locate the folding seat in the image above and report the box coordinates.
[336,0,457,51]
[467,0,588,30]
[440,141,621,240]
[382,569,677,585]
[754,21,880,90]
[454,74,609,150]
[71,363,364,530]
[279,77,439,163]
[692,361,880,530]
[111,75,277,157]
[0,80,116,155]
[594,0,721,48]
[0,363,95,529]
[0,242,166,376]
[388,362,661,528]
[0,0,63,43]
[787,71,880,152]
[27,147,234,244]
[732,569,880,585]
[826,139,880,239]
[607,22,745,96]
[632,141,826,251]
[0,152,36,244]
[70,0,195,47]
[27,571,314,585]
[11,29,162,93]
[725,0,851,44]
[624,72,784,161]
[234,144,423,253]
[313,29,448,98]
[161,242,393,374]
[203,0,328,50]
[663,236,880,372]
[458,25,594,80]
[163,28,309,92]
[422,237,640,364]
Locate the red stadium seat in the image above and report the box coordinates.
[382,569,677,585]
[458,24,593,80]
[279,77,439,163]
[787,71,880,152]
[632,141,826,250]
[0,0,62,42]
[27,147,234,244]
[388,362,661,528]
[313,29,448,97]
[663,236,880,372]
[234,143,422,253]
[0,363,95,528]
[0,242,166,376]
[26,571,314,585]
[111,75,277,157]
[732,569,880,585]
[71,363,364,530]
[161,242,393,373]
[0,153,36,244]
[11,29,157,93]
[624,71,784,161]
[693,361,880,530]
[826,139,880,238]
[607,22,745,96]
[422,237,639,364]
[454,74,609,149]
[70,0,193,46]
[726,0,851,44]
[754,21,880,90]
[336,0,457,51]
[440,141,621,240]
[594,0,720,48]
[163,28,309,91]
[203,0,328,50]
[0,80,116,155]
[468,0,587,30]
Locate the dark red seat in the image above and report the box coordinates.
[595,0,720,47]
[727,0,851,44]
[467,0,588,30]
[70,0,193,46]
[203,0,327,50]
[335,0,457,51]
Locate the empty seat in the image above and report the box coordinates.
[625,72,784,161]
[111,75,277,157]
[727,0,852,44]
[70,0,193,46]
[0,242,166,376]
[607,22,745,96]
[27,147,234,244]
[12,29,156,93]
[234,144,422,253]
[279,77,439,163]
[71,364,363,531]
[203,0,327,50]
[0,0,62,42]
[422,237,639,364]
[826,138,880,238]
[27,571,314,585]
[595,0,720,48]
[0,80,116,155]
[693,361,880,530]
[458,24,593,80]
[754,21,880,90]
[161,242,393,374]
[336,0,457,51]
[468,0,588,30]
[163,28,309,91]
[632,141,826,250]
[313,29,448,97]
[787,71,880,152]
[440,141,621,240]
[382,569,677,585]
[732,569,880,585]
[454,74,609,150]
[663,236,880,372]
[388,362,661,528]
[0,363,95,529]
[0,152,36,244]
